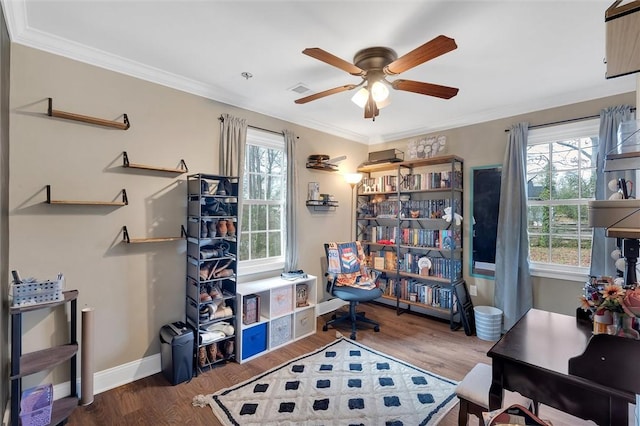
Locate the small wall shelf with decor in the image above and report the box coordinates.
[47,98,130,130]
[122,151,188,174]
[236,275,317,363]
[45,185,128,206]
[121,225,187,244]
[305,200,339,210]
[356,155,464,329]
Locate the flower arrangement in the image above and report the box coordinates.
[580,279,626,315]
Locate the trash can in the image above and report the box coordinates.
[473,306,503,341]
[159,321,194,385]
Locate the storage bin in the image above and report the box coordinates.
[270,314,292,347]
[242,322,268,360]
[474,306,503,341]
[11,280,63,307]
[294,308,315,339]
[271,286,293,317]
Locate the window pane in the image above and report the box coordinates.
[552,171,580,200]
[252,204,267,231]
[580,238,592,267]
[579,205,591,230]
[267,175,283,200]
[550,205,579,236]
[239,233,249,260]
[529,235,550,263]
[581,169,596,199]
[551,139,581,171]
[527,205,547,234]
[550,236,579,266]
[251,232,266,258]
[268,205,281,229]
[268,231,282,257]
[527,171,549,201]
[242,205,250,230]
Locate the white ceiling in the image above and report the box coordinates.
[1,0,637,144]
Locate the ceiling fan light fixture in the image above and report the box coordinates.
[351,87,369,108]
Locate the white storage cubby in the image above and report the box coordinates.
[236,275,317,363]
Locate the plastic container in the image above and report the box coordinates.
[20,384,53,426]
[474,306,503,341]
[10,279,63,307]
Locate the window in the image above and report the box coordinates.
[239,128,287,274]
[526,119,599,279]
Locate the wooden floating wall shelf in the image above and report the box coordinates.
[122,151,188,173]
[47,98,130,130]
[122,225,187,243]
[46,185,128,206]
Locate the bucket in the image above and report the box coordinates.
[474,306,503,341]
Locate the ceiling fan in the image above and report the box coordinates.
[295,35,459,120]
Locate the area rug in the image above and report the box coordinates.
[192,337,458,425]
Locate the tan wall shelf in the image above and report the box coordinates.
[46,185,128,206]
[47,97,130,130]
[122,151,188,174]
[122,225,187,243]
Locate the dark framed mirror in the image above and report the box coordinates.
[470,165,502,278]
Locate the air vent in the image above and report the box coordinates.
[289,83,311,94]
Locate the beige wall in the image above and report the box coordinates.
[369,91,636,315]
[8,44,366,387]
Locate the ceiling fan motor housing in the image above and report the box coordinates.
[353,47,398,72]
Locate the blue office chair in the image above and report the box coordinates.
[323,241,383,340]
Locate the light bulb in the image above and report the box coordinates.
[371,81,389,102]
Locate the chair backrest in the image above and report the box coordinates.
[324,242,378,290]
[568,333,640,395]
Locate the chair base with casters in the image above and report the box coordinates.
[322,285,383,340]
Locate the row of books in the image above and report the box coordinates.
[400,256,462,280]
[359,198,460,219]
[367,226,461,249]
[381,277,458,311]
[399,170,463,191]
[359,170,462,193]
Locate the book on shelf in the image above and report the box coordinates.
[243,294,260,325]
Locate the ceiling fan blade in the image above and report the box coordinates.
[294,84,357,104]
[391,79,459,99]
[303,48,365,76]
[384,35,457,75]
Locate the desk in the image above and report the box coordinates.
[487,308,635,425]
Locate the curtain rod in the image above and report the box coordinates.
[504,107,636,132]
[218,115,284,136]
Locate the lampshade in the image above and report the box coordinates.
[344,173,363,186]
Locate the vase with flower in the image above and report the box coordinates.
[580,278,640,338]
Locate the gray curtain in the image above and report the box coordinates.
[219,113,247,234]
[590,105,635,278]
[495,122,532,331]
[283,129,299,271]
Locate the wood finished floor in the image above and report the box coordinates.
[68,303,494,425]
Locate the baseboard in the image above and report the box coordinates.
[52,353,161,400]
[317,298,348,316]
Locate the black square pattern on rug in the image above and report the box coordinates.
[239,403,258,415]
[412,376,428,385]
[379,377,394,386]
[316,379,331,388]
[199,338,458,426]
[384,396,401,407]
[253,383,269,393]
[348,378,362,388]
[285,381,300,390]
[279,402,295,413]
[349,398,365,409]
[313,399,330,411]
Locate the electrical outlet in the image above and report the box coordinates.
[469,285,478,296]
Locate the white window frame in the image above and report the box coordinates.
[527,118,599,282]
[238,128,286,276]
